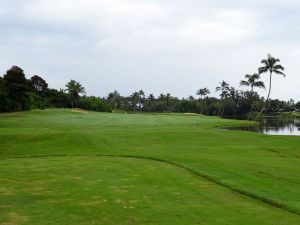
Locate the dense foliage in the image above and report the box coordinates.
[0,63,299,117]
[0,66,111,112]
[105,89,298,117]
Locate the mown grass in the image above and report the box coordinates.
[280,112,300,118]
[0,109,300,224]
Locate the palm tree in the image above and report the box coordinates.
[215,81,231,116]
[145,94,155,112]
[148,94,155,102]
[240,73,265,92]
[138,90,145,110]
[158,93,166,101]
[65,80,85,108]
[258,54,285,103]
[196,88,210,114]
[130,91,140,111]
[188,96,195,101]
[216,81,230,100]
[107,90,120,109]
[196,88,210,99]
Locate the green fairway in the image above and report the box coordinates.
[0,109,300,224]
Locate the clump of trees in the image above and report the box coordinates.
[0,54,299,117]
[0,66,39,111]
[0,66,111,112]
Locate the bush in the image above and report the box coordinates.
[78,97,112,112]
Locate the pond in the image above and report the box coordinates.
[228,117,300,136]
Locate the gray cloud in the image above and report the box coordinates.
[0,0,299,100]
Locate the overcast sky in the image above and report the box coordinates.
[0,0,299,100]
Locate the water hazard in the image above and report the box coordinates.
[228,117,300,136]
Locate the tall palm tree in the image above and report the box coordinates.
[215,81,230,116]
[196,88,210,114]
[196,88,210,99]
[240,73,265,92]
[258,54,285,103]
[65,80,85,108]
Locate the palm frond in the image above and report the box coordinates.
[258,66,268,74]
[240,80,249,86]
[261,59,268,65]
[273,65,284,71]
[273,70,286,77]
[253,81,265,89]
[252,73,260,79]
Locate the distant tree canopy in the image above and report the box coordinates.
[0,57,296,117]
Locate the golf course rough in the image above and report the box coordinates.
[0,109,299,225]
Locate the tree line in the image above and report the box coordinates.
[0,66,110,112]
[0,55,299,117]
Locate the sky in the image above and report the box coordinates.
[0,0,299,100]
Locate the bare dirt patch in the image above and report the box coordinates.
[183,113,202,116]
[71,108,88,113]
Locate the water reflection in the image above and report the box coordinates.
[228,117,300,136]
[259,117,300,135]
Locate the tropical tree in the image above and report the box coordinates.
[216,81,230,100]
[29,75,48,109]
[215,81,231,116]
[196,88,210,114]
[158,93,166,101]
[258,54,285,103]
[196,88,210,99]
[148,94,155,101]
[30,75,48,96]
[188,96,195,101]
[107,90,121,109]
[240,73,265,93]
[65,80,86,108]
[0,77,4,96]
[130,91,140,111]
[138,90,145,110]
[0,77,5,111]
[165,93,173,110]
[3,66,30,111]
[295,101,300,111]
[144,94,155,112]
